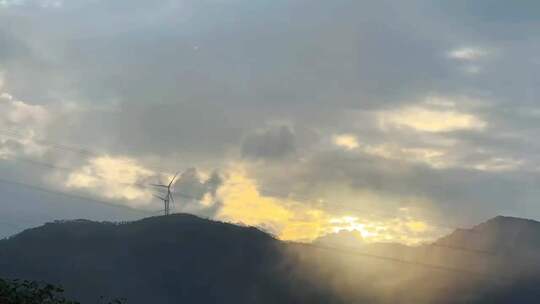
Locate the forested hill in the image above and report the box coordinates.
[3,214,540,303]
[0,214,336,304]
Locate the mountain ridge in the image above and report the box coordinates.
[434,215,540,255]
[0,213,337,304]
[2,214,540,303]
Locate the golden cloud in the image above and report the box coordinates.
[363,144,448,168]
[63,158,445,245]
[65,156,155,206]
[215,164,442,245]
[378,106,486,133]
[333,134,359,150]
[216,166,330,241]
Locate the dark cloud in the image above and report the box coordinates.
[242,126,296,160]
[245,148,540,226]
[172,168,223,218]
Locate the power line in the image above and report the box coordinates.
[302,242,511,284]
[0,173,508,279]
[0,177,162,216]
[0,128,474,232]
[165,191,505,257]
[175,177,469,234]
[0,172,523,279]
[423,243,496,256]
[1,129,100,157]
[0,129,176,175]
[4,152,482,234]
[224,182,473,234]
[0,129,503,258]
[0,174,513,282]
[6,155,215,209]
[0,128,217,175]
[7,154,151,189]
[1,154,496,257]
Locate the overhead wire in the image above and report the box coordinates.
[0,176,162,216]
[0,128,504,258]
[0,173,519,282]
[0,171,514,284]
[301,242,512,284]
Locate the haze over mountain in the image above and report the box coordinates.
[2,214,540,303]
[0,214,335,304]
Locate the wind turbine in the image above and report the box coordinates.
[151,172,179,216]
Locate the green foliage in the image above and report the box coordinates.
[0,279,126,304]
[0,279,78,304]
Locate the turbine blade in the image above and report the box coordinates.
[150,184,168,188]
[153,194,167,201]
[168,172,180,187]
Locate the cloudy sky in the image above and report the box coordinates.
[0,0,539,244]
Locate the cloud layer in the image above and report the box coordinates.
[1,0,540,243]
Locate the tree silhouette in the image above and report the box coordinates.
[0,278,126,304]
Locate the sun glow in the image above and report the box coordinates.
[333,134,360,150]
[215,164,440,245]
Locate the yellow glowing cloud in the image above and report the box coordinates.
[363,144,448,168]
[330,216,377,239]
[406,221,428,232]
[379,106,486,133]
[215,164,442,244]
[65,156,155,206]
[216,166,331,241]
[357,138,519,172]
[65,158,445,245]
[333,134,359,150]
[473,157,523,172]
[329,216,436,245]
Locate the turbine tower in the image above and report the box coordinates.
[151,172,179,216]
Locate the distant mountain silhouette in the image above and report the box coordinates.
[2,214,540,303]
[314,230,364,247]
[436,216,540,254]
[0,214,339,304]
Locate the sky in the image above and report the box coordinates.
[0,0,539,244]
